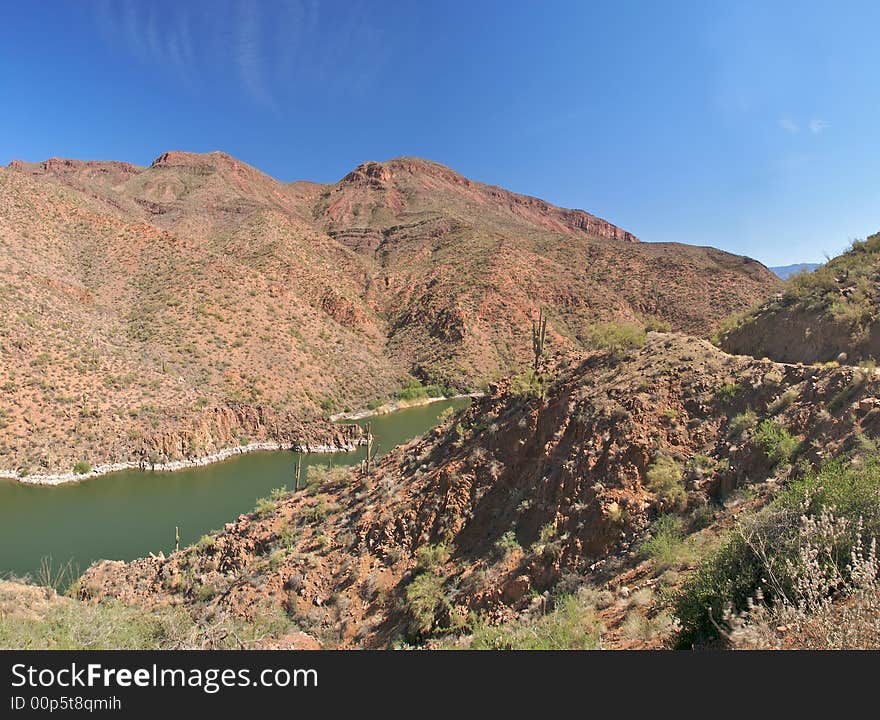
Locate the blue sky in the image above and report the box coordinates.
[2,1,879,266]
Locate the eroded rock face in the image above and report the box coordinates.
[138,403,363,464]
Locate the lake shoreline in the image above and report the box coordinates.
[1,395,479,487]
[329,392,483,422]
[0,439,364,488]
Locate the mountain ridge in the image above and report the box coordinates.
[0,150,780,474]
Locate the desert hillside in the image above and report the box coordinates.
[0,151,778,475]
[77,331,880,649]
[719,233,880,364]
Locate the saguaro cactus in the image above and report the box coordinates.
[532,307,548,372]
[365,422,374,474]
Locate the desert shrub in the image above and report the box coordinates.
[72,461,91,475]
[768,389,797,414]
[305,500,328,523]
[302,465,350,492]
[277,524,297,551]
[194,583,216,602]
[396,379,452,401]
[494,531,520,558]
[414,542,451,572]
[674,455,880,648]
[673,529,764,648]
[829,369,870,412]
[270,486,293,501]
[582,322,646,357]
[643,317,672,332]
[253,494,277,518]
[724,508,880,649]
[638,515,692,569]
[0,591,294,650]
[728,410,757,436]
[466,593,603,650]
[752,419,799,466]
[688,455,716,473]
[509,370,545,400]
[404,573,450,637]
[437,406,456,425]
[762,369,784,386]
[195,534,215,552]
[728,577,880,650]
[711,309,752,345]
[646,456,686,511]
[623,611,675,643]
[715,382,741,404]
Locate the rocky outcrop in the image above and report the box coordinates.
[138,403,363,465]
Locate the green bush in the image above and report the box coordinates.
[72,461,91,475]
[582,322,646,357]
[509,370,545,400]
[768,389,797,414]
[645,456,686,511]
[253,495,277,518]
[404,573,450,637]
[752,419,799,466]
[494,531,520,557]
[437,406,456,425]
[715,383,741,404]
[396,379,452,401]
[638,515,692,569]
[728,410,757,436]
[414,543,451,572]
[467,594,602,650]
[643,317,672,333]
[674,455,880,648]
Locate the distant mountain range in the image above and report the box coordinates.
[770,262,821,279]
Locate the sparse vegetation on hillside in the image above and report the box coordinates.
[646,456,687,511]
[38,327,880,651]
[464,592,603,650]
[582,322,647,358]
[717,232,880,364]
[0,153,778,473]
[674,454,880,648]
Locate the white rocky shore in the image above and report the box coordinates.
[329,392,482,422]
[2,394,478,487]
[0,439,362,487]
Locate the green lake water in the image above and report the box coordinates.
[0,399,469,579]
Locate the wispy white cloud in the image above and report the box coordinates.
[808,118,828,134]
[236,3,273,106]
[93,1,387,106]
[95,0,197,85]
[779,117,800,133]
